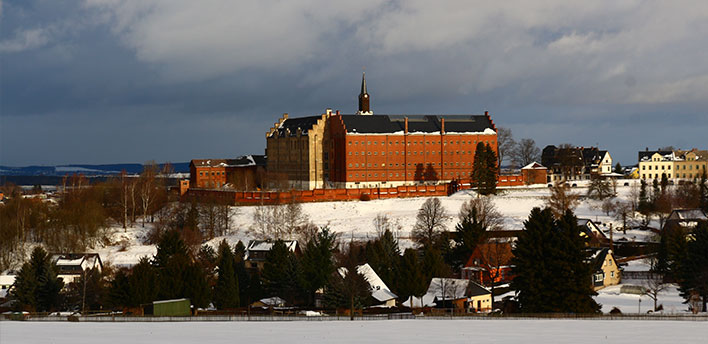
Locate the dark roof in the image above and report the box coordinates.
[271,116,323,137]
[339,114,495,134]
[587,248,611,270]
[191,155,266,168]
[467,281,492,297]
[638,150,672,162]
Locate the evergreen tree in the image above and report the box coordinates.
[678,222,708,312]
[472,143,498,195]
[233,241,252,306]
[483,143,499,195]
[300,227,338,306]
[108,269,131,309]
[660,173,669,194]
[130,257,158,306]
[65,267,107,312]
[396,249,427,303]
[614,163,623,174]
[213,240,239,309]
[447,208,486,271]
[422,246,451,286]
[11,246,64,312]
[153,230,189,268]
[365,229,400,292]
[511,208,600,313]
[152,230,209,308]
[261,240,302,304]
[700,171,708,214]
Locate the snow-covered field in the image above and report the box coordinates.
[2,319,706,344]
[97,181,655,268]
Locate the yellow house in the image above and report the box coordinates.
[673,150,708,180]
[590,248,621,290]
[638,149,707,181]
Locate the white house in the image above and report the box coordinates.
[338,263,397,307]
[51,253,102,284]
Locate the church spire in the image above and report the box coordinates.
[358,71,372,115]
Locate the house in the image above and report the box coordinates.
[663,209,708,235]
[251,296,287,308]
[189,155,267,190]
[542,145,613,182]
[461,242,514,287]
[577,218,608,247]
[0,270,17,298]
[588,248,621,290]
[404,278,492,312]
[520,162,547,185]
[244,240,299,270]
[637,148,707,181]
[50,253,102,284]
[338,263,398,307]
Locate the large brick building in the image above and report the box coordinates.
[189,155,266,190]
[266,73,499,190]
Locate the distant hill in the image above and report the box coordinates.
[0,162,190,176]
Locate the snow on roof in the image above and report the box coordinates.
[153,298,189,305]
[427,278,475,300]
[246,240,298,252]
[521,162,546,170]
[258,297,286,306]
[338,263,397,302]
[669,209,707,221]
[55,258,85,266]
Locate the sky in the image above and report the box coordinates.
[2,0,707,167]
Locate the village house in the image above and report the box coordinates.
[50,253,102,284]
[577,218,609,247]
[189,155,267,190]
[243,240,299,270]
[405,278,492,313]
[542,145,613,182]
[338,263,398,308]
[461,242,514,287]
[588,248,621,290]
[637,148,707,181]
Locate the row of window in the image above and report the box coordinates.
[642,173,704,179]
[348,162,472,168]
[347,171,470,178]
[199,171,225,176]
[348,139,491,146]
[642,164,705,171]
[348,150,476,156]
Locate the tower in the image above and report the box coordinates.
[357,72,372,115]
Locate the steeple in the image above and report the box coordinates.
[357,71,372,115]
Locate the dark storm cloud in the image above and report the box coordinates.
[2,0,708,166]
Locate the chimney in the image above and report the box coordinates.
[645,147,649,152]
[336,110,340,115]
[326,108,332,115]
[404,117,408,134]
[441,117,445,134]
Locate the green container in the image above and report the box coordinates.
[153,298,191,317]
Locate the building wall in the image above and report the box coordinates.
[639,152,707,180]
[190,165,228,188]
[596,254,621,290]
[328,115,498,188]
[522,168,547,185]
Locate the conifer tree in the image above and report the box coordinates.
[448,208,486,271]
[397,249,427,303]
[365,229,400,291]
[12,246,64,312]
[483,143,499,194]
[128,257,158,306]
[213,240,239,309]
[261,240,302,304]
[108,269,131,309]
[422,246,451,286]
[678,222,708,312]
[511,208,600,313]
[614,163,623,174]
[700,171,708,214]
[233,241,252,306]
[300,227,338,306]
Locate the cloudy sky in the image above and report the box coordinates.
[2,0,708,166]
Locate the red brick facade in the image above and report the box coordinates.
[328,114,498,187]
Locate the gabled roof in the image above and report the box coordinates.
[638,150,673,162]
[464,242,513,268]
[426,278,490,301]
[577,218,608,240]
[338,263,397,302]
[50,253,102,275]
[244,240,298,260]
[521,162,546,170]
[587,248,614,270]
[339,114,496,135]
[271,115,323,137]
[191,155,266,168]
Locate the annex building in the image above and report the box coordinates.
[266,73,499,190]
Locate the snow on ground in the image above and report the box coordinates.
[94,180,657,268]
[2,319,707,344]
[594,283,688,314]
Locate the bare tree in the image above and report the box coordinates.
[458,196,504,231]
[511,138,541,167]
[545,182,580,218]
[477,240,513,301]
[412,198,450,247]
[496,127,515,170]
[643,271,667,312]
[138,162,159,227]
[249,200,310,240]
[613,200,635,234]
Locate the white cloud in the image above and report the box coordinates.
[83,0,708,105]
[0,28,50,53]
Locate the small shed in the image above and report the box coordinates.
[152,298,191,316]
